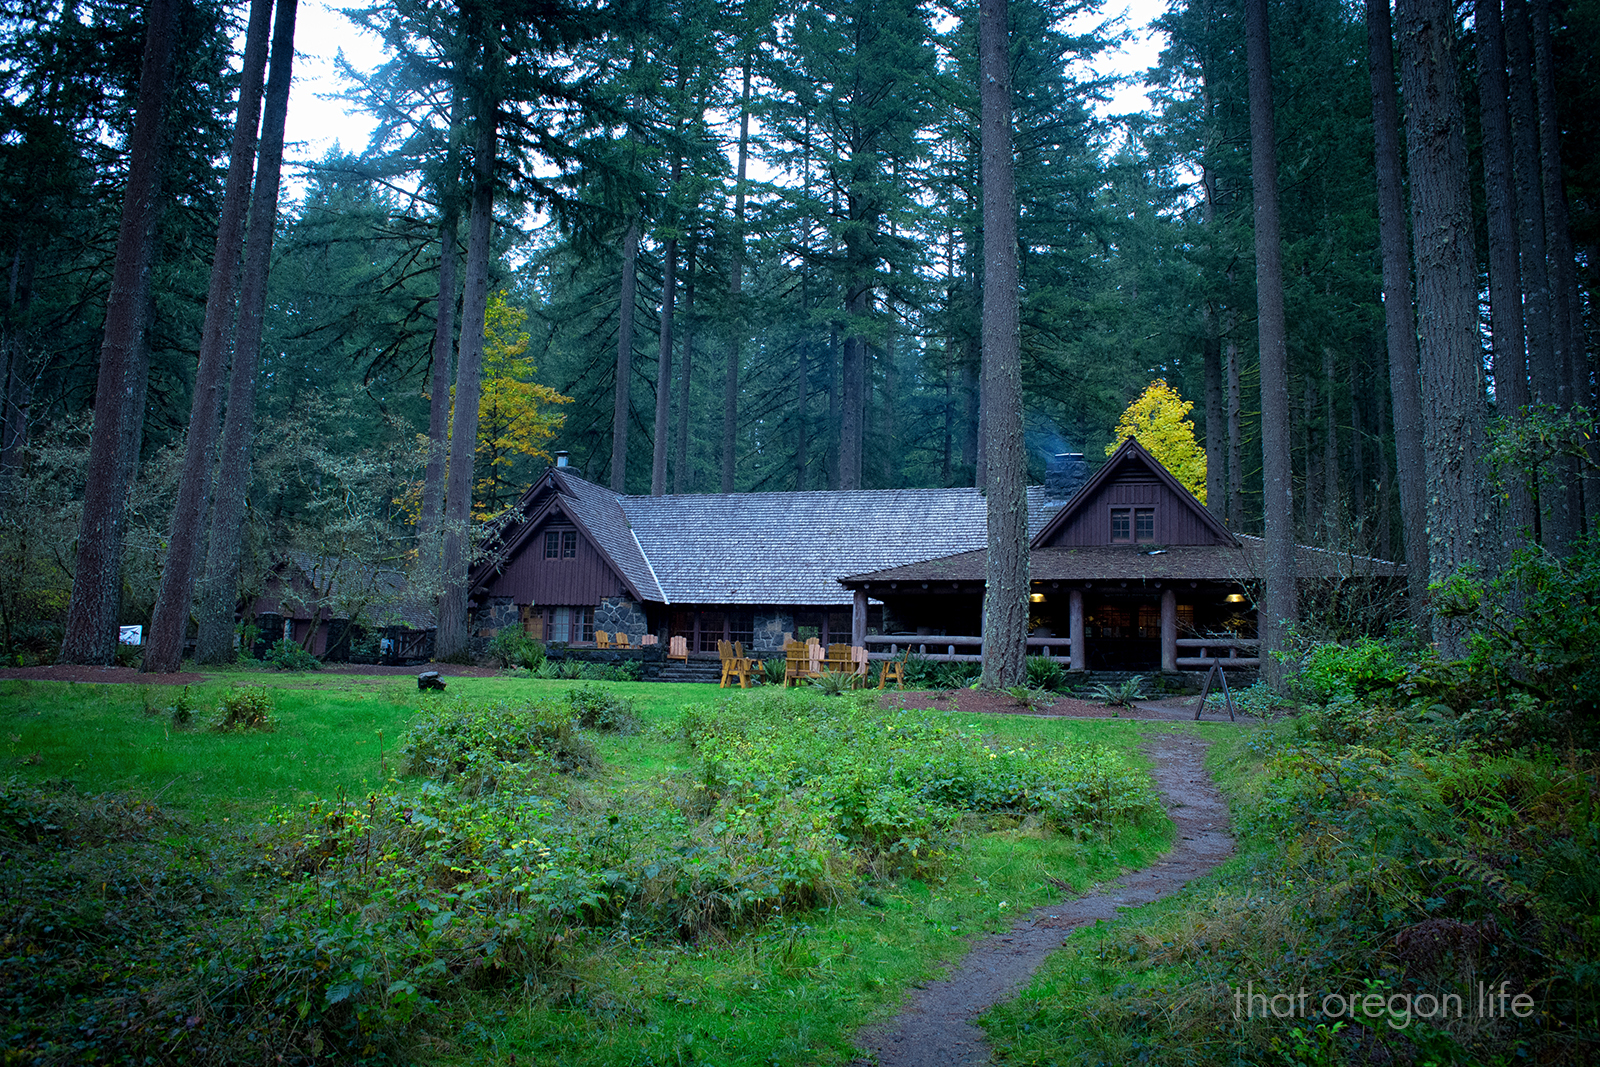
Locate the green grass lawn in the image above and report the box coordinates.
[1,672,1185,1066]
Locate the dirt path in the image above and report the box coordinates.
[852,729,1234,1067]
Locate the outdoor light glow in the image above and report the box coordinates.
[1030,593,1046,603]
[1225,593,1246,603]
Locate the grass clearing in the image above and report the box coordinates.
[1,674,1170,1066]
[981,717,1600,1067]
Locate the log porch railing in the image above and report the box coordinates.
[861,632,1260,669]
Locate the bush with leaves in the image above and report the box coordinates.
[264,637,321,671]
[217,685,274,729]
[1433,539,1600,745]
[484,627,546,670]
[564,684,641,733]
[402,697,599,788]
[1088,675,1144,707]
[1027,655,1067,691]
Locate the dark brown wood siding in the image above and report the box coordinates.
[481,520,630,604]
[1039,467,1226,547]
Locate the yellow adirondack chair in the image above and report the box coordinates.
[668,635,689,661]
[594,630,611,649]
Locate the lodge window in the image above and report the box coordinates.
[544,529,577,559]
[1110,507,1156,543]
[547,606,593,643]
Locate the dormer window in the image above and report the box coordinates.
[1111,507,1155,544]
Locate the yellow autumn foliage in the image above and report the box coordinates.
[1106,379,1207,503]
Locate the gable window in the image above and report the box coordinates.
[544,529,578,559]
[1135,508,1155,541]
[1111,507,1156,543]
[1111,509,1131,542]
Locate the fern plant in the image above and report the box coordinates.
[1088,675,1145,707]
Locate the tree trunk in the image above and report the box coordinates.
[1367,0,1430,629]
[59,0,178,665]
[433,94,497,662]
[1531,0,1587,538]
[1,247,36,497]
[672,227,696,495]
[1227,336,1243,529]
[192,0,296,665]
[978,0,1027,690]
[142,0,272,673]
[1506,0,1572,549]
[651,155,680,496]
[1204,319,1224,518]
[1398,0,1489,658]
[795,276,810,491]
[1245,0,1297,688]
[721,58,752,495]
[827,322,840,489]
[1476,0,1534,546]
[881,330,899,487]
[1323,347,1339,539]
[418,88,465,570]
[610,215,638,493]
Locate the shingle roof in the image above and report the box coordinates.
[841,536,1404,586]
[495,476,1069,607]
[621,486,991,606]
[549,470,665,602]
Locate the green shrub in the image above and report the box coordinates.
[565,683,641,733]
[264,637,321,671]
[1088,675,1144,707]
[809,666,860,696]
[1291,634,1411,704]
[484,627,546,670]
[216,684,273,729]
[402,698,599,789]
[1027,655,1067,691]
[933,661,981,690]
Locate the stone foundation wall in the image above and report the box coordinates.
[473,596,518,636]
[752,610,792,653]
[595,596,649,638]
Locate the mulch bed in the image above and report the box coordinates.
[0,662,503,686]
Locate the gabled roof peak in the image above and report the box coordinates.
[1030,437,1237,549]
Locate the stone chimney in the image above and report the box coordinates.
[1045,453,1086,500]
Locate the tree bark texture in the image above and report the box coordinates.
[978,0,1027,690]
[1475,0,1534,547]
[673,228,696,495]
[1503,0,1576,549]
[59,0,178,665]
[1204,317,1224,519]
[1367,0,1430,629]
[1245,0,1297,688]
[418,88,465,569]
[721,58,752,494]
[1398,0,1489,658]
[192,0,296,665]
[650,153,681,496]
[1531,0,1588,540]
[142,0,272,673]
[1227,337,1243,529]
[610,216,638,493]
[433,97,497,662]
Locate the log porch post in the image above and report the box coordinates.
[852,588,867,646]
[1161,587,1177,673]
[1069,588,1085,671]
